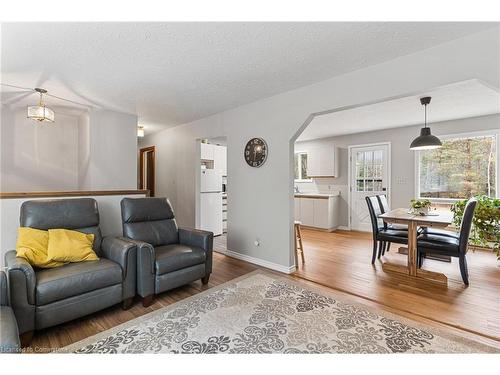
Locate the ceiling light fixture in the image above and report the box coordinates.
[137,125,145,137]
[409,96,442,151]
[27,88,55,123]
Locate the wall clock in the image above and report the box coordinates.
[244,138,268,167]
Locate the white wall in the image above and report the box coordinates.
[139,27,499,272]
[80,109,138,190]
[295,114,500,228]
[1,106,138,192]
[1,106,80,191]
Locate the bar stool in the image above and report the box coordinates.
[294,220,305,267]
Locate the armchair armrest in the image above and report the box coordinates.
[119,238,155,298]
[179,228,213,276]
[0,271,8,307]
[178,228,213,252]
[4,250,36,334]
[101,236,137,300]
[101,236,136,275]
[5,251,35,305]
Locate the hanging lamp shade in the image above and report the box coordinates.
[27,88,55,122]
[409,96,442,151]
[137,126,145,137]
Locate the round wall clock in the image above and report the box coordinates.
[244,138,268,167]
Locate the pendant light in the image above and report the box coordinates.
[409,96,442,150]
[27,88,55,123]
[137,125,145,137]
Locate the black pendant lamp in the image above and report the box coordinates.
[409,96,442,150]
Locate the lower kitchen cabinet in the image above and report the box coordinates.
[294,195,339,231]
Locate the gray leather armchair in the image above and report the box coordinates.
[120,197,213,307]
[4,198,137,345]
[0,270,21,353]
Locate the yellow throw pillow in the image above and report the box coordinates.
[47,229,99,263]
[16,227,66,268]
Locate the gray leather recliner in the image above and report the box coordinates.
[4,198,137,345]
[0,270,21,353]
[120,197,213,307]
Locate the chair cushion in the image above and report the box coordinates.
[378,228,408,243]
[155,244,206,275]
[35,259,122,306]
[420,228,459,239]
[417,234,459,255]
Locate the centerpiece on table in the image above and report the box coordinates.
[410,199,432,215]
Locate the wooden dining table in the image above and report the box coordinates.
[378,208,454,285]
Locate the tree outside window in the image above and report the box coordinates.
[419,134,497,199]
[294,152,310,181]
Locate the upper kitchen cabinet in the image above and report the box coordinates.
[214,145,227,176]
[201,142,214,161]
[307,145,339,178]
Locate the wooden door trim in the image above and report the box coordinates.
[139,146,155,197]
[347,142,391,231]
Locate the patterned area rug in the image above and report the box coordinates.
[63,271,497,353]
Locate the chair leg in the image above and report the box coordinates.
[378,241,384,259]
[297,225,305,264]
[201,275,210,285]
[417,252,423,268]
[122,297,134,310]
[142,294,154,307]
[371,240,377,264]
[386,242,391,253]
[20,331,34,348]
[459,255,469,285]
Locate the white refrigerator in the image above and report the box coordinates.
[200,169,223,236]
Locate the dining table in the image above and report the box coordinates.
[378,208,454,285]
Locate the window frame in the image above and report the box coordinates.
[414,129,500,203]
[294,151,312,183]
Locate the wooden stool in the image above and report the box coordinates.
[294,221,305,267]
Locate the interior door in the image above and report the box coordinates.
[350,144,389,232]
[139,146,155,197]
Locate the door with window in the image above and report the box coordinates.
[350,144,390,231]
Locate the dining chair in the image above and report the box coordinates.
[417,198,477,285]
[366,196,408,264]
[376,195,408,254]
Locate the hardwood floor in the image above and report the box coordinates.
[294,229,500,343]
[25,231,500,352]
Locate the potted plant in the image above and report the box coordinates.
[410,199,432,215]
[451,195,500,260]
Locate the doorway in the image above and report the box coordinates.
[139,146,155,197]
[348,142,391,231]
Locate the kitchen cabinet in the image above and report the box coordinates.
[299,198,314,227]
[214,145,227,175]
[307,146,339,178]
[294,194,339,231]
[201,143,214,161]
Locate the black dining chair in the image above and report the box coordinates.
[417,198,477,285]
[376,195,408,254]
[366,196,408,264]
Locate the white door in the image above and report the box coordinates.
[300,198,314,227]
[201,169,222,192]
[349,144,390,232]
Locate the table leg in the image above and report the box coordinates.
[407,221,418,276]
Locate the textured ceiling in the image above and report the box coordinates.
[1,22,496,134]
[298,80,500,141]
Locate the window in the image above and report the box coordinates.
[294,152,310,181]
[356,150,384,192]
[418,133,498,200]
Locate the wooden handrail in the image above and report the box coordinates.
[0,190,150,199]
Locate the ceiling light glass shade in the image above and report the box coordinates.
[409,127,442,150]
[137,126,145,137]
[27,104,55,122]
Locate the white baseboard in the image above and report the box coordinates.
[337,226,350,231]
[215,248,296,274]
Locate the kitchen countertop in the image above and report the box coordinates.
[294,192,340,199]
